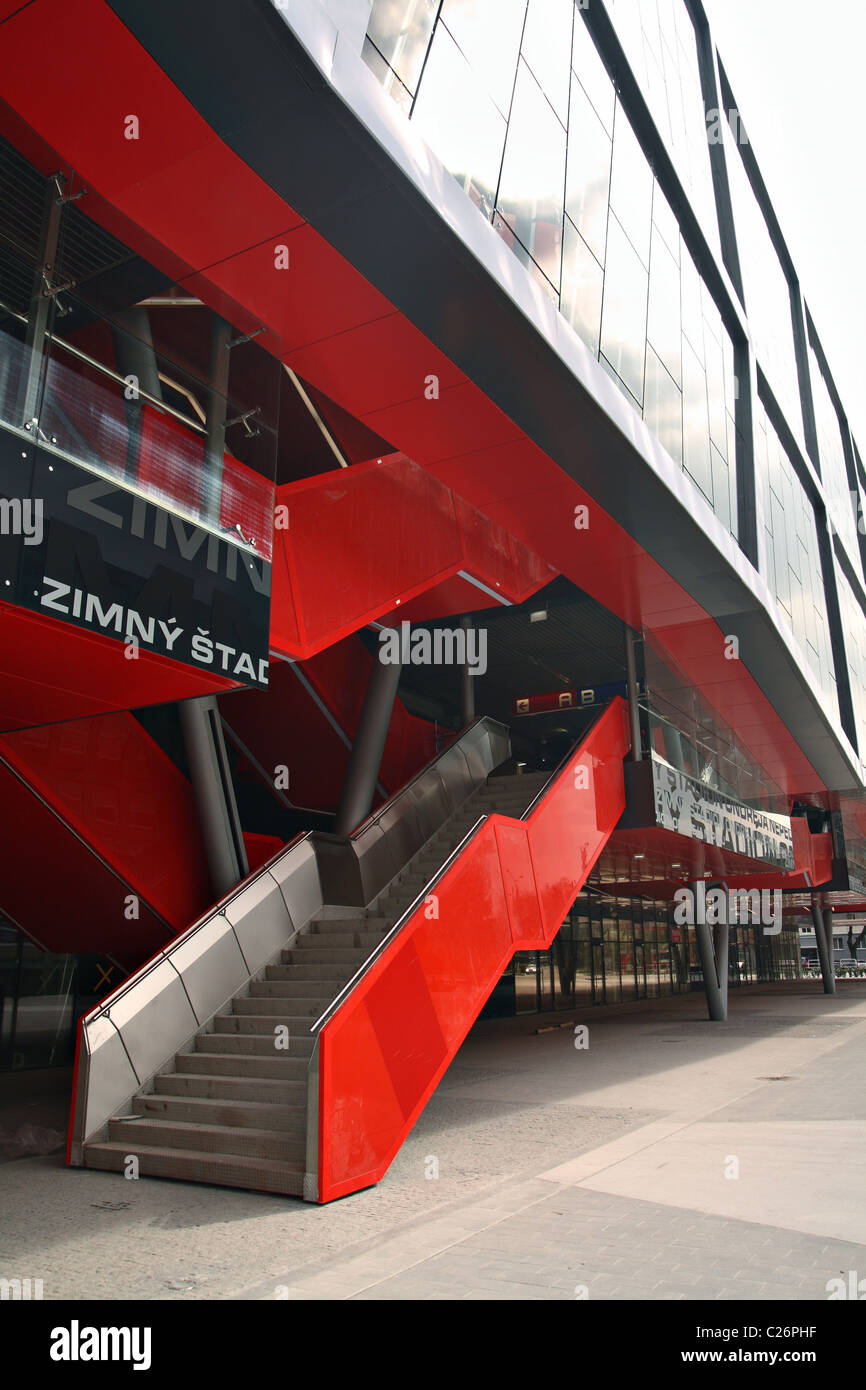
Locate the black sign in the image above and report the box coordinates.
[0,427,271,687]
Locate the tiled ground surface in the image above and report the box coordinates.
[1,982,864,1301]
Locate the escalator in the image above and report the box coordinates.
[69,698,630,1199]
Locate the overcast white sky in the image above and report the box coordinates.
[704,0,866,454]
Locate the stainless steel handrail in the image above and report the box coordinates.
[47,334,205,435]
[309,712,607,1034]
[309,815,489,1034]
[85,831,310,1023]
[348,715,510,840]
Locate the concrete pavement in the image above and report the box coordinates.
[1,981,864,1300]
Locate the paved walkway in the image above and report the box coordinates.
[1,982,865,1301]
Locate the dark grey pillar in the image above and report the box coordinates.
[111,307,162,481]
[18,176,64,429]
[110,307,163,401]
[692,880,729,1021]
[460,615,475,727]
[179,695,249,899]
[204,313,231,525]
[811,900,836,995]
[662,721,686,772]
[623,628,642,760]
[334,643,403,835]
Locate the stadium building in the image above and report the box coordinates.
[0,0,863,1201]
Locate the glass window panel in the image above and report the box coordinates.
[496,60,566,288]
[571,8,615,133]
[682,337,712,502]
[600,213,648,405]
[652,184,680,264]
[724,121,804,447]
[366,0,440,95]
[602,907,622,1003]
[756,401,837,712]
[647,224,681,386]
[514,950,539,1013]
[411,21,507,219]
[565,74,612,267]
[644,345,683,466]
[600,351,641,409]
[520,0,573,125]
[680,244,704,364]
[711,442,731,533]
[361,36,413,114]
[494,213,560,302]
[608,100,654,267]
[811,344,863,582]
[538,949,554,1012]
[704,312,728,459]
[439,0,528,117]
[561,218,604,357]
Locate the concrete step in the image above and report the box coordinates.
[234,994,331,1017]
[308,917,389,939]
[133,1092,306,1132]
[176,1052,308,1080]
[248,980,340,1000]
[298,930,384,949]
[84,1141,305,1196]
[154,1072,305,1104]
[197,1031,314,1056]
[214,1012,319,1034]
[312,904,366,921]
[108,1116,306,1162]
[264,963,352,983]
[281,947,368,966]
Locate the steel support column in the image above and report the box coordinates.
[111,306,162,480]
[692,880,729,1021]
[179,695,249,899]
[334,642,403,835]
[812,898,836,995]
[623,627,642,760]
[460,615,475,727]
[18,175,64,430]
[204,313,231,525]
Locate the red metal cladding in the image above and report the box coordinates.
[0,0,832,800]
[0,712,213,957]
[269,453,553,660]
[316,698,631,1201]
[0,602,240,732]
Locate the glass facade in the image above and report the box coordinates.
[484,889,689,1017]
[483,887,801,1019]
[0,922,116,1072]
[364,0,741,541]
[362,0,864,758]
[810,343,863,583]
[723,119,804,454]
[605,0,720,256]
[755,401,838,715]
[838,569,866,758]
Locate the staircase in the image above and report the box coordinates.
[82,771,549,1194]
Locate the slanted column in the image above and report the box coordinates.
[811,897,836,995]
[460,615,475,727]
[179,695,249,899]
[623,627,642,760]
[334,641,403,835]
[692,880,730,1021]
